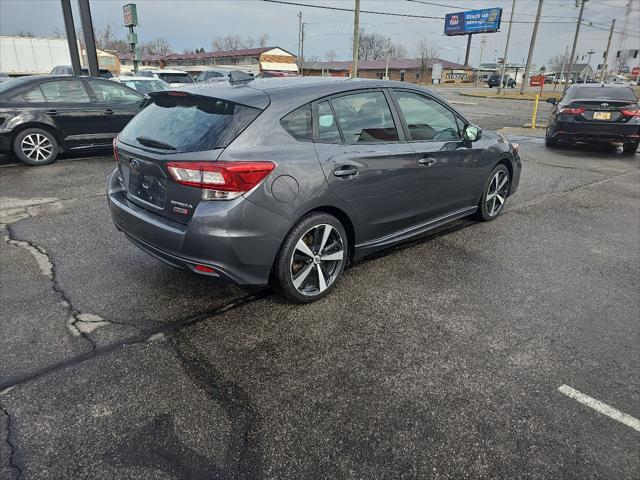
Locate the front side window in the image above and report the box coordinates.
[330,91,399,143]
[394,91,460,141]
[88,81,143,104]
[38,80,91,103]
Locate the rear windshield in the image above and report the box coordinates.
[120,94,261,152]
[157,73,193,83]
[570,87,637,102]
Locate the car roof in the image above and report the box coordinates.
[144,69,188,74]
[171,77,455,113]
[118,76,165,81]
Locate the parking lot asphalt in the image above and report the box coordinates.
[1,92,638,479]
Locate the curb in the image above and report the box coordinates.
[459,92,555,102]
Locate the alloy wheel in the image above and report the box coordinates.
[289,224,345,296]
[486,169,510,217]
[21,133,53,162]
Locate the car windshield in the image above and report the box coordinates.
[157,73,194,83]
[121,79,169,94]
[571,87,637,102]
[119,93,261,152]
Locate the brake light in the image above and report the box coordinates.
[166,161,275,200]
[620,107,640,117]
[113,137,119,162]
[559,107,585,115]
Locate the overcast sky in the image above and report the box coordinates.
[1,0,639,68]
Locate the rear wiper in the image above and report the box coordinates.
[135,136,176,150]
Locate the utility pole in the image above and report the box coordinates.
[464,34,472,66]
[586,48,595,80]
[351,0,360,78]
[300,22,305,76]
[385,36,390,80]
[297,11,302,71]
[497,0,517,94]
[520,0,544,95]
[563,0,586,94]
[599,19,615,82]
[60,0,81,76]
[554,44,569,91]
[77,0,99,77]
[476,34,487,86]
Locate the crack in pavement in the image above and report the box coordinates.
[1,402,22,479]
[3,222,143,348]
[0,289,271,392]
[170,331,263,479]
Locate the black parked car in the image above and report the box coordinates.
[545,84,639,153]
[108,77,521,302]
[487,74,516,88]
[0,76,145,165]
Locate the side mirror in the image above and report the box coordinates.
[546,97,557,105]
[464,124,481,142]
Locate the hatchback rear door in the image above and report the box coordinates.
[313,89,418,243]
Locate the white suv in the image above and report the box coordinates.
[137,69,194,87]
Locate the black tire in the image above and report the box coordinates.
[272,212,348,303]
[13,128,59,166]
[545,132,558,148]
[622,141,638,154]
[475,164,510,222]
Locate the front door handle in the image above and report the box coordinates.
[104,109,114,115]
[46,109,58,116]
[333,166,359,177]
[418,156,437,167]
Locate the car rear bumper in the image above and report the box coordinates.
[549,121,640,143]
[107,168,285,285]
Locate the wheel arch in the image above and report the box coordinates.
[495,157,514,195]
[11,122,63,147]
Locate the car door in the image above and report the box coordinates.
[313,89,418,243]
[85,79,144,138]
[390,89,484,222]
[27,79,103,148]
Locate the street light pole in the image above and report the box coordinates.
[563,0,586,94]
[351,0,360,78]
[497,0,517,95]
[297,11,302,72]
[520,0,544,95]
[476,34,487,87]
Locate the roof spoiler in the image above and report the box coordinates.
[228,70,254,84]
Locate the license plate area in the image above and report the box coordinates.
[593,111,611,120]
[125,158,167,209]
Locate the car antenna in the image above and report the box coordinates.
[228,71,254,84]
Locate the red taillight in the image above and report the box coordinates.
[166,161,276,200]
[621,107,640,117]
[559,107,585,115]
[113,137,119,162]
[194,264,216,273]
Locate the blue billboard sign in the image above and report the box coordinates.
[444,7,503,36]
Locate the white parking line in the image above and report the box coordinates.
[558,384,640,432]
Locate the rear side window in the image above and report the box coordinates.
[157,73,194,83]
[39,80,91,103]
[330,91,399,143]
[88,81,143,104]
[281,104,312,141]
[120,94,261,152]
[23,86,46,102]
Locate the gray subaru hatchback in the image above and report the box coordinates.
[108,77,521,302]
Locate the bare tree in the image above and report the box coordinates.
[325,49,338,62]
[548,52,570,73]
[615,50,631,73]
[142,37,173,56]
[306,54,321,63]
[356,30,406,61]
[389,44,408,60]
[258,34,270,48]
[415,38,440,81]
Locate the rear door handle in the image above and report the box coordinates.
[333,166,359,177]
[46,109,58,116]
[418,157,437,167]
[104,109,114,115]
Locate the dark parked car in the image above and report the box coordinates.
[487,74,516,88]
[50,65,114,78]
[108,78,521,302]
[0,75,145,165]
[545,84,639,153]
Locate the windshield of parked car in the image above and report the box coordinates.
[121,79,169,94]
[570,87,637,102]
[157,72,194,83]
[120,93,261,152]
